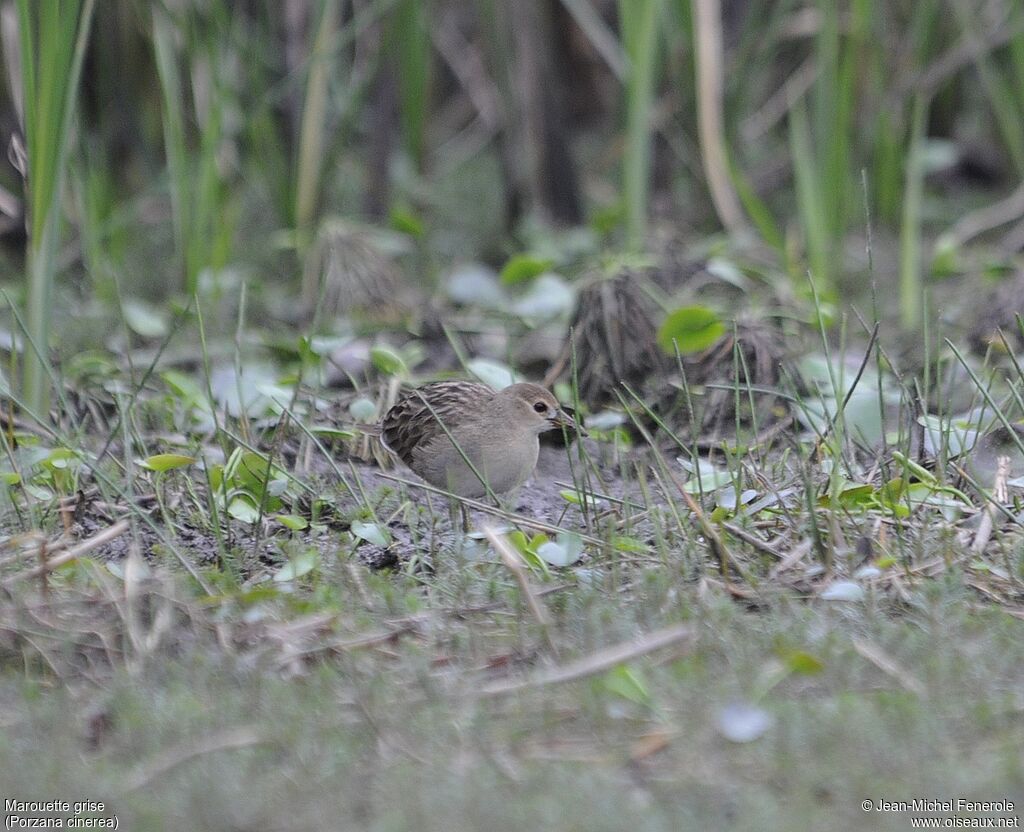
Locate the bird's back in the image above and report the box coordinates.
[380,381,495,466]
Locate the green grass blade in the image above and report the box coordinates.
[295,0,341,239]
[789,99,829,295]
[392,0,430,170]
[17,0,96,415]
[151,4,188,280]
[899,94,928,332]
[619,0,661,252]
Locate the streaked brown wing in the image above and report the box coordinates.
[380,381,494,465]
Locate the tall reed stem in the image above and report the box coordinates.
[619,0,661,252]
[16,0,96,415]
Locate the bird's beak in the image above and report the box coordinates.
[550,407,587,437]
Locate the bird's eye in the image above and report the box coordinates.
[533,401,548,413]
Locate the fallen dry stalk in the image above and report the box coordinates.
[121,725,266,793]
[483,525,556,654]
[2,519,130,587]
[971,455,1009,556]
[477,623,693,698]
[692,0,746,233]
[852,637,925,697]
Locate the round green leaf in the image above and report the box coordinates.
[467,359,517,390]
[228,496,260,523]
[273,549,319,582]
[370,345,408,377]
[511,273,575,319]
[500,254,553,285]
[446,264,507,308]
[351,520,390,546]
[535,533,584,567]
[122,299,170,338]
[348,397,378,422]
[657,306,726,355]
[783,650,825,675]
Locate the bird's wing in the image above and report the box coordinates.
[380,381,494,466]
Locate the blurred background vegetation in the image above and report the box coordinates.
[4,7,1024,823]
[1,0,1024,411]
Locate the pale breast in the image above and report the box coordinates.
[413,427,540,497]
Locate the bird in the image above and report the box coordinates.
[379,381,580,503]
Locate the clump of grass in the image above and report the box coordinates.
[152,3,239,294]
[13,0,96,414]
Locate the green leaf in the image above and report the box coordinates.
[44,448,78,469]
[208,464,224,493]
[507,530,530,554]
[351,520,390,546]
[602,664,650,705]
[390,205,425,238]
[273,548,319,582]
[162,369,205,403]
[705,257,748,288]
[445,264,506,308]
[931,233,962,277]
[275,514,309,531]
[683,469,733,494]
[589,202,624,237]
[500,254,552,285]
[535,533,584,567]
[657,306,726,354]
[511,273,575,319]
[559,489,604,510]
[122,299,170,338]
[370,345,408,377]
[347,397,378,422]
[227,496,260,523]
[311,425,356,440]
[821,481,876,509]
[24,483,54,501]
[917,413,981,457]
[140,453,196,472]
[611,535,647,553]
[505,531,551,575]
[782,650,825,675]
[467,359,517,389]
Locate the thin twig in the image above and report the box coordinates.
[121,725,266,793]
[971,455,1009,556]
[3,519,131,587]
[720,521,784,559]
[941,180,1024,250]
[478,624,693,698]
[484,526,557,655]
[851,637,925,697]
[692,0,746,233]
[812,321,880,457]
[377,472,607,546]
